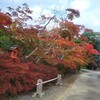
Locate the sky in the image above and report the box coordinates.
[0,0,100,32]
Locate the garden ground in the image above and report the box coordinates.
[3,70,100,100]
[3,73,79,100]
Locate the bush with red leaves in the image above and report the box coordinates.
[0,53,59,96]
[0,12,12,26]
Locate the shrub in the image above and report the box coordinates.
[0,53,59,96]
[0,35,14,51]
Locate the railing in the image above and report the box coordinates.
[32,74,62,97]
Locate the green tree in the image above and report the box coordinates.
[83,32,100,52]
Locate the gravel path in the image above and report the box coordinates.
[3,73,79,100]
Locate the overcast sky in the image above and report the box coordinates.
[0,0,100,32]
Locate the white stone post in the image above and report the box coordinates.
[32,74,62,98]
[32,79,44,97]
[56,74,62,85]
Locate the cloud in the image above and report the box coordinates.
[70,0,90,11]
[50,0,68,11]
[31,6,54,19]
[69,0,100,31]
[29,0,100,31]
[0,0,100,31]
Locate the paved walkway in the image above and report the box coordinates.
[59,70,100,100]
